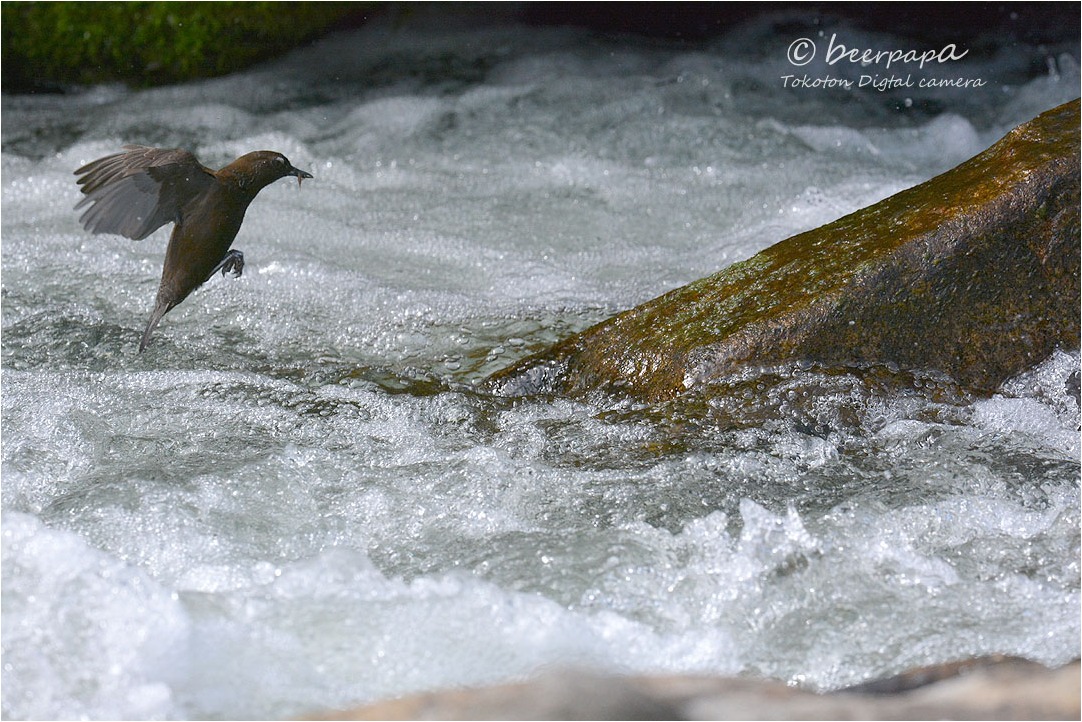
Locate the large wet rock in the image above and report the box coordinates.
[487,99,1081,402]
[305,657,1080,720]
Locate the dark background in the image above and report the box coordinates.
[3,2,1079,93]
[521,2,1080,45]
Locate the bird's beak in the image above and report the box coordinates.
[289,166,313,188]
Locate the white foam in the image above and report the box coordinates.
[2,12,1079,720]
[1,512,190,720]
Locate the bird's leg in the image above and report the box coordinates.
[210,249,244,280]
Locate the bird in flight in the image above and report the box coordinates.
[74,144,312,352]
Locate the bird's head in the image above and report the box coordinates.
[225,151,313,192]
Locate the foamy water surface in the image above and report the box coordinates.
[2,11,1080,720]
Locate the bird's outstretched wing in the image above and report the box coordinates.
[74,144,216,240]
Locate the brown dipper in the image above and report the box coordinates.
[74,144,312,352]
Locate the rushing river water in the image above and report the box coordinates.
[2,10,1080,720]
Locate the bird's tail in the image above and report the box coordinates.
[139,300,172,353]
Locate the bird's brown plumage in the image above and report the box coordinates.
[74,144,312,352]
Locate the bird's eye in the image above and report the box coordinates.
[275,156,287,165]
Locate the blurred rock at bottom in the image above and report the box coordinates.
[304,656,1080,720]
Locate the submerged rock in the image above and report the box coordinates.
[487,99,1081,402]
[304,657,1080,720]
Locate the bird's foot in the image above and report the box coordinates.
[212,249,245,279]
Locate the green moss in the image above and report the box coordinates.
[2,1,374,91]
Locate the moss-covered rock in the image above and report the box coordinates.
[1,2,372,92]
[487,99,1081,402]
